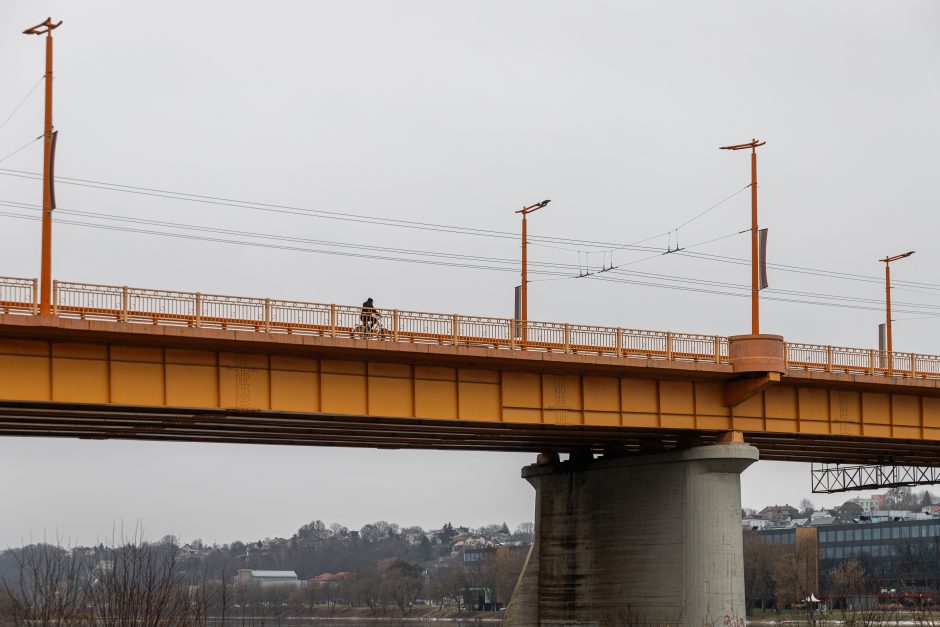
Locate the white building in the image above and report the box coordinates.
[235,569,300,587]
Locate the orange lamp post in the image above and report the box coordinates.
[516,200,550,340]
[23,17,62,316]
[720,139,766,335]
[880,251,914,355]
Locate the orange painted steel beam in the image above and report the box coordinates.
[2,312,940,464]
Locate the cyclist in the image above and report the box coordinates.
[361,297,379,331]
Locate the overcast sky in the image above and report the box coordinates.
[1,1,939,549]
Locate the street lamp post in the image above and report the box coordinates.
[515,200,551,343]
[23,17,63,316]
[880,251,914,355]
[720,139,766,335]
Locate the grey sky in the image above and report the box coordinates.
[1,0,939,548]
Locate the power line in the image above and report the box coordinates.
[3,205,938,317]
[0,137,41,166]
[675,249,940,294]
[0,76,43,136]
[585,274,940,318]
[0,210,574,277]
[0,168,738,256]
[3,166,938,293]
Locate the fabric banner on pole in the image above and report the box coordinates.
[757,228,769,290]
[878,323,888,368]
[48,130,58,210]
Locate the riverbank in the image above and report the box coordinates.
[214,607,503,623]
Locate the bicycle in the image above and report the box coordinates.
[351,313,390,340]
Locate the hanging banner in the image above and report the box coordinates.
[757,228,769,290]
[48,130,58,210]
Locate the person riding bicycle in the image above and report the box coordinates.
[361,297,379,331]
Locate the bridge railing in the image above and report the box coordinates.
[1,276,938,379]
[0,276,37,315]
[785,342,940,379]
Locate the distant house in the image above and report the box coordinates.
[463,547,490,563]
[309,571,355,584]
[234,569,300,587]
[852,496,879,514]
[495,543,529,560]
[759,504,799,522]
[805,515,838,527]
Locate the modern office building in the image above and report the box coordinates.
[758,518,940,595]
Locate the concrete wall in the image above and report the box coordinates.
[505,443,758,626]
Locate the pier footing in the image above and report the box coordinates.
[504,443,758,626]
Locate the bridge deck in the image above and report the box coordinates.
[2,277,940,465]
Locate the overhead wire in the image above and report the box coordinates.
[1,168,938,318]
[0,75,44,136]
[0,168,739,256]
[0,137,41,166]
[0,200,573,271]
[0,210,577,277]
[4,200,939,317]
[585,274,940,318]
[3,167,939,295]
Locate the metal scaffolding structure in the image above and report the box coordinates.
[812,463,940,494]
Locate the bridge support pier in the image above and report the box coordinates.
[504,443,759,626]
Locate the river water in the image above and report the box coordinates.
[206,620,499,626]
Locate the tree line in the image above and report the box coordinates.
[0,519,533,623]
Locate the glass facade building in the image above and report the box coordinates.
[760,519,940,594]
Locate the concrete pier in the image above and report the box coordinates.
[504,443,759,626]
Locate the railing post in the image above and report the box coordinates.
[666,332,673,360]
[452,314,459,346]
[564,323,571,353]
[31,278,38,315]
[616,327,623,357]
[264,298,271,333]
[826,345,833,373]
[911,353,917,378]
[393,309,400,341]
[121,286,129,323]
[509,319,516,349]
[714,335,721,364]
[869,349,875,375]
[52,279,58,316]
[194,292,202,328]
[329,304,336,336]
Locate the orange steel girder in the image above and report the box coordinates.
[2,318,940,465]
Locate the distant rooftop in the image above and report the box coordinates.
[248,570,297,579]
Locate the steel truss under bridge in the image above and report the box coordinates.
[812,463,940,494]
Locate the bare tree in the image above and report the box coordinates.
[0,537,211,626]
[772,539,820,625]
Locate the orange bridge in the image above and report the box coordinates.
[2,276,939,464]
